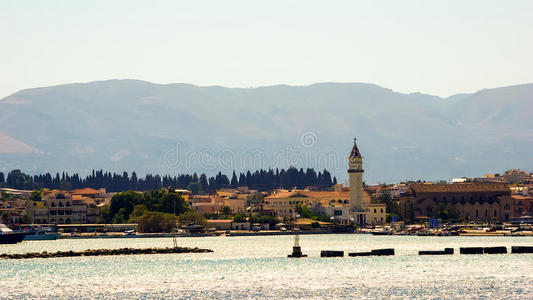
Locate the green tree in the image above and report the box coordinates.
[295,204,312,218]
[137,211,177,233]
[378,186,399,215]
[160,192,188,215]
[128,204,148,222]
[109,191,145,222]
[6,169,33,189]
[187,182,202,195]
[29,189,43,201]
[112,208,127,223]
[177,211,207,226]
[221,206,232,216]
[58,180,72,191]
[233,213,247,223]
[435,201,448,220]
[98,204,111,223]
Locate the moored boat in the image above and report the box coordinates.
[0,224,26,244]
[23,227,60,241]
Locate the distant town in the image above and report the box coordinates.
[1,139,532,236]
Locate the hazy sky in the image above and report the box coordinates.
[1,0,532,98]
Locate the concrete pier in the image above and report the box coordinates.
[321,250,344,257]
[483,246,507,254]
[349,248,395,256]
[459,247,483,254]
[349,251,372,256]
[419,248,454,255]
[0,247,213,259]
[511,246,533,253]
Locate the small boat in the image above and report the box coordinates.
[371,230,392,235]
[0,224,26,244]
[23,227,60,241]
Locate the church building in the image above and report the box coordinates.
[264,138,386,225]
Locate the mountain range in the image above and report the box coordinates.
[0,80,531,184]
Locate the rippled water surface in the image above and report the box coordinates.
[1,234,532,299]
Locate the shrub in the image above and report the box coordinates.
[137,211,177,233]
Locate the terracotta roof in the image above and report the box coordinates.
[266,190,372,207]
[266,191,350,200]
[206,219,233,223]
[411,183,509,193]
[349,137,361,158]
[70,188,104,195]
[512,195,533,200]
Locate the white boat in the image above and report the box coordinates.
[0,224,26,244]
[23,228,60,241]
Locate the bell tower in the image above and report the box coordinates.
[348,138,364,212]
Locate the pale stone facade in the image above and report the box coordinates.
[263,138,386,225]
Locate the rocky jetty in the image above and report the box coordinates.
[0,247,213,260]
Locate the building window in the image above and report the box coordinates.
[66,202,70,207]
[380,208,383,213]
[51,202,56,207]
[374,209,377,213]
[494,209,497,217]
[58,202,64,207]
[476,210,479,218]
[334,210,342,216]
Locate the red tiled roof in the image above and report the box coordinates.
[70,188,103,195]
[411,183,509,193]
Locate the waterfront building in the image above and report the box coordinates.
[398,182,514,223]
[189,195,224,214]
[206,219,233,230]
[28,200,49,224]
[28,190,100,224]
[347,138,366,224]
[512,194,533,217]
[264,138,386,225]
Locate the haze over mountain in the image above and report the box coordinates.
[0,80,531,184]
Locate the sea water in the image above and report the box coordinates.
[1,234,532,299]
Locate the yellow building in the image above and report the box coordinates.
[263,138,387,225]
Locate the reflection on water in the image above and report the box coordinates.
[1,235,532,298]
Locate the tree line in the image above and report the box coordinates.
[0,167,337,193]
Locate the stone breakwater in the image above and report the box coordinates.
[0,247,213,259]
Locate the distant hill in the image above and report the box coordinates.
[0,80,531,183]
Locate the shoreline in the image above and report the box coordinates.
[52,230,533,239]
